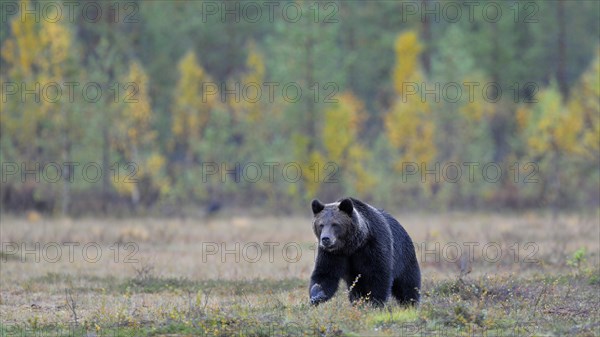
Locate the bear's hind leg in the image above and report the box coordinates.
[392,278,420,306]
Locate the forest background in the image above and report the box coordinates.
[1,0,598,216]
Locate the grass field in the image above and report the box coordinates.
[1,211,599,336]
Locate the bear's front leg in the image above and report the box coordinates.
[310,274,340,305]
[309,250,347,305]
[309,283,328,305]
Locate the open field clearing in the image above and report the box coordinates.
[2,1,599,336]
[1,212,598,336]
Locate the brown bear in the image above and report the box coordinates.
[309,197,420,306]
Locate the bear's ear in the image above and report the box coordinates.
[338,198,353,215]
[311,199,325,215]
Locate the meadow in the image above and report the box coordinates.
[1,1,599,336]
[0,211,598,337]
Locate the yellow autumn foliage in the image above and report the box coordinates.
[172,50,215,145]
[518,48,599,160]
[119,62,154,149]
[524,86,563,154]
[386,30,436,171]
[516,105,529,131]
[322,92,365,163]
[519,55,598,159]
[112,61,166,198]
[303,150,327,198]
[304,92,374,197]
[146,152,171,194]
[239,42,266,123]
[2,1,40,78]
[113,175,136,195]
[566,49,600,158]
[2,1,72,79]
[1,1,74,157]
[393,30,423,95]
[39,20,71,76]
[347,145,376,196]
[459,81,496,122]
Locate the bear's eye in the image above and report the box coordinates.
[331,223,339,228]
[319,224,324,229]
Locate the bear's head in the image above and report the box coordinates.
[311,198,368,254]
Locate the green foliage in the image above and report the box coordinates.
[566,247,594,281]
[1,0,598,214]
[567,248,587,269]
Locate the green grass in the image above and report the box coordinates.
[8,272,599,336]
[366,307,420,329]
[1,213,599,336]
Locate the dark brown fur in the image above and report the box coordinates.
[309,197,421,306]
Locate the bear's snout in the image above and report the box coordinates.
[321,236,332,247]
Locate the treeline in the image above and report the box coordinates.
[0,0,598,216]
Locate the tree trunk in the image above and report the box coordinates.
[305,23,316,154]
[556,0,568,99]
[130,143,140,209]
[420,0,431,75]
[61,106,71,216]
[551,144,561,220]
[102,124,110,214]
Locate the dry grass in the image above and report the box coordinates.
[1,211,599,336]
